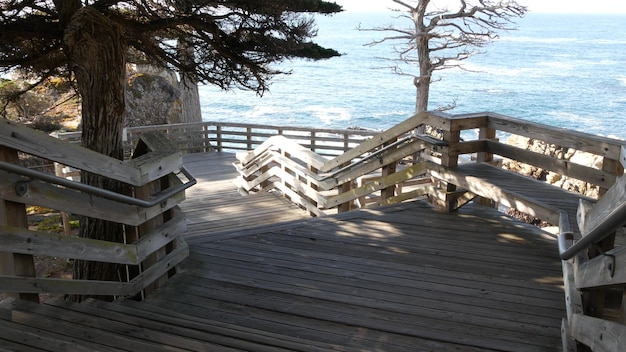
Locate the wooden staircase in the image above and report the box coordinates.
[0,297,329,351]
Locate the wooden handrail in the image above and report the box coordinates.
[320,112,429,172]
[237,135,328,170]
[0,123,193,301]
[1,120,143,185]
[235,114,440,214]
[559,175,626,260]
[55,122,380,158]
[423,111,626,351]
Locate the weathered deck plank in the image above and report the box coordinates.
[180,152,310,239]
[145,154,566,351]
[0,152,566,351]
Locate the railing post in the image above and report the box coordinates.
[0,146,39,302]
[337,181,354,213]
[338,162,354,212]
[381,139,398,202]
[475,127,496,207]
[600,157,623,197]
[585,154,621,320]
[280,150,292,200]
[307,163,320,216]
[310,131,316,153]
[477,127,495,163]
[130,177,171,299]
[216,124,223,152]
[246,127,252,150]
[202,124,209,152]
[437,130,460,212]
[126,136,182,299]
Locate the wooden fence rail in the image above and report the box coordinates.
[0,120,194,302]
[54,121,379,158]
[234,112,438,215]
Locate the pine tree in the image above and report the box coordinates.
[0,0,342,300]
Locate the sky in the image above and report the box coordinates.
[334,0,626,14]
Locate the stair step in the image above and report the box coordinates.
[1,291,349,352]
[2,298,191,351]
[0,300,117,351]
[87,298,335,351]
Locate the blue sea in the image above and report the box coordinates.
[199,12,626,140]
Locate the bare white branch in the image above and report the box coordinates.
[360,0,526,112]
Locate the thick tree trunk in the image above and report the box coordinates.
[179,73,202,124]
[63,6,127,301]
[175,2,202,125]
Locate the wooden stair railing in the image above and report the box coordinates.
[558,168,626,351]
[412,111,626,352]
[234,112,442,215]
[0,120,195,301]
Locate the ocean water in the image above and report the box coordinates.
[199,12,626,140]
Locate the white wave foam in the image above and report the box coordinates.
[371,110,412,118]
[305,106,351,124]
[501,36,577,44]
[582,39,626,45]
[250,105,291,117]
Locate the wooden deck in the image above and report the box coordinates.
[0,152,566,351]
[180,152,311,238]
[159,152,565,351]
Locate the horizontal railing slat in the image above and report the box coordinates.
[1,120,143,185]
[1,127,192,300]
[487,141,616,189]
[483,112,622,160]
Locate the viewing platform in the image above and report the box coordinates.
[157,152,567,351]
[1,112,625,351]
[2,152,565,351]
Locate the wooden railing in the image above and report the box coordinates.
[235,111,626,351]
[54,121,379,158]
[9,111,626,350]
[234,112,439,216]
[0,120,194,301]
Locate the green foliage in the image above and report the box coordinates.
[0,0,343,94]
[292,43,341,60]
[30,214,79,232]
[45,77,73,92]
[0,81,54,122]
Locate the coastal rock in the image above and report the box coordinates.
[501,135,600,199]
[125,73,183,127]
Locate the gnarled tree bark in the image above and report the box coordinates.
[63,6,127,301]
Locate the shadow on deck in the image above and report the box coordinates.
[153,152,565,351]
[0,152,565,351]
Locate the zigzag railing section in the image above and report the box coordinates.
[0,120,195,301]
[234,112,441,215]
[417,111,626,351]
